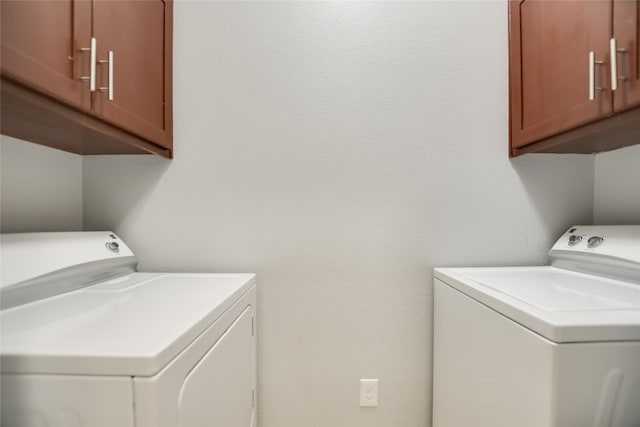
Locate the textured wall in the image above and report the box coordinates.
[82,2,595,426]
[0,136,83,233]
[594,144,640,224]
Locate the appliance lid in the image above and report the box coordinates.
[0,272,256,376]
[434,266,640,343]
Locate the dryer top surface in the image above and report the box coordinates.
[1,272,256,376]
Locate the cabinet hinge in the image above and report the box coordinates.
[252,388,255,408]
[252,316,254,336]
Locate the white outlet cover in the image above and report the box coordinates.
[360,379,378,407]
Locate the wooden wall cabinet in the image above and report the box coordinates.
[509,0,640,157]
[1,0,173,158]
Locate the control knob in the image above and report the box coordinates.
[568,235,582,246]
[105,241,120,253]
[587,236,604,249]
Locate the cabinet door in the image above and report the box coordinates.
[613,0,640,111]
[0,0,92,110]
[509,0,612,149]
[92,0,171,149]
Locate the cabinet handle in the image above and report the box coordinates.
[99,51,114,101]
[610,38,618,91]
[588,51,604,101]
[80,37,97,92]
[610,37,627,92]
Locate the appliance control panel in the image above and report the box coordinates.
[0,231,135,290]
[549,225,640,279]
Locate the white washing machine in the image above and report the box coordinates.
[0,231,257,427]
[433,225,640,427]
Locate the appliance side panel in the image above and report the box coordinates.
[0,374,134,427]
[433,279,553,427]
[134,285,257,427]
[554,341,640,426]
[177,306,254,427]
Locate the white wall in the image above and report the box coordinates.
[82,2,595,426]
[0,135,83,233]
[594,144,640,224]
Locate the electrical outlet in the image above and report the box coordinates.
[360,379,378,407]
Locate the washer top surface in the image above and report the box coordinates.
[434,266,640,343]
[0,272,256,376]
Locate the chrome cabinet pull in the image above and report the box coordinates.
[610,38,618,91]
[80,37,97,92]
[588,51,604,101]
[99,51,114,101]
[610,37,627,92]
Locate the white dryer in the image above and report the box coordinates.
[0,231,257,427]
[433,225,640,427]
